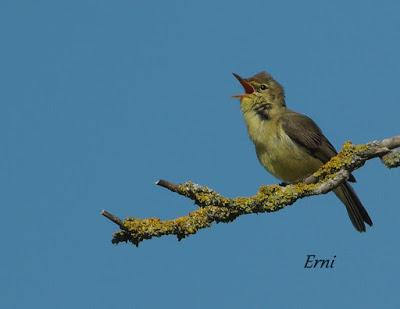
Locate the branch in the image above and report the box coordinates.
[102,135,400,246]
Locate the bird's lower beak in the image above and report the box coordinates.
[232,73,254,99]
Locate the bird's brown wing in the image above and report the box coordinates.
[280,111,356,182]
[280,110,371,232]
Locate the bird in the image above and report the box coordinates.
[232,70,372,232]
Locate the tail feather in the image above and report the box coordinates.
[333,182,373,232]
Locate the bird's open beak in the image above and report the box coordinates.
[232,73,254,99]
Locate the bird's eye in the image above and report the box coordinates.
[260,84,268,91]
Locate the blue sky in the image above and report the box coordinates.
[1,0,399,308]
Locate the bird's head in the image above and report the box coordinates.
[233,71,286,118]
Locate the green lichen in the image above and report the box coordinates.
[310,141,370,181]
[176,182,230,207]
[381,151,400,168]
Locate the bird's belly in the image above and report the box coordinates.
[255,133,322,183]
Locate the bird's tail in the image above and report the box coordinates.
[333,182,373,232]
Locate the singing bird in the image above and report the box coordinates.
[233,71,372,232]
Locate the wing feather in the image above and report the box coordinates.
[280,111,356,182]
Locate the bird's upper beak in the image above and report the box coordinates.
[232,73,254,99]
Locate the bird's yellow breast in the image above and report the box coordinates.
[243,111,322,182]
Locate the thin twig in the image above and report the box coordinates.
[155,179,180,192]
[101,210,124,228]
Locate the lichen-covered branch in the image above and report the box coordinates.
[102,135,400,246]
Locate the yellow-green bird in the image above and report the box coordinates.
[233,71,372,232]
